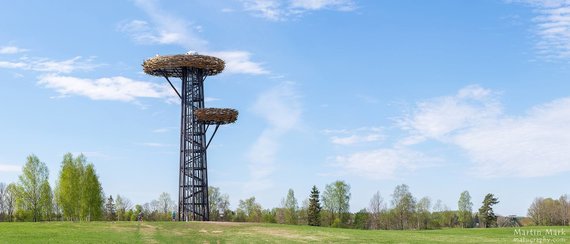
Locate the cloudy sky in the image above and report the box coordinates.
[1,0,569,216]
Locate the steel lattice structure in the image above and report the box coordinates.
[143,54,237,221]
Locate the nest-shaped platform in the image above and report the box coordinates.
[143,54,225,77]
[195,108,238,125]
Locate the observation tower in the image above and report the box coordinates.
[143,54,238,221]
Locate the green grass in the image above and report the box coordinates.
[0,222,568,243]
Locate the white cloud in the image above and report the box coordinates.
[251,81,301,130]
[515,0,570,59]
[122,0,208,50]
[122,0,268,75]
[0,61,27,69]
[152,127,175,133]
[0,164,21,173]
[241,0,284,21]
[290,0,356,11]
[240,0,356,21]
[0,46,28,54]
[37,74,175,102]
[398,85,501,143]
[209,51,269,75]
[324,127,384,145]
[400,85,570,178]
[334,148,437,180]
[139,142,173,147]
[0,56,100,73]
[245,82,301,192]
[453,98,570,177]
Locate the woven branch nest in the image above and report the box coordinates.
[195,108,238,125]
[143,54,225,77]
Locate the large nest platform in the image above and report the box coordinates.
[143,54,225,77]
[195,108,238,125]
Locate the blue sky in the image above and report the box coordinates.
[1,0,569,216]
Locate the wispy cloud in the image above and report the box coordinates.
[139,142,173,147]
[0,56,100,74]
[37,74,176,102]
[514,0,570,60]
[240,0,357,21]
[245,82,301,192]
[334,148,439,180]
[400,85,570,178]
[0,164,21,173]
[323,127,384,145]
[208,51,269,75]
[327,85,570,179]
[0,45,29,54]
[120,0,268,75]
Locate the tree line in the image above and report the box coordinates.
[0,154,104,222]
[1,154,569,229]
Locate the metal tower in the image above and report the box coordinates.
[143,54,238,221]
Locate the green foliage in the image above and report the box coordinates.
[4,183,18,222]
[105,195,116,221]
[208,187,230,221]
[528,195,570,226]
[262,208,277,223]
[55,153,104,221]
[478,193,499,228]
[458,190,473,228]
[322,181,350,226]
[238,197,262,222]
[416,197,431,230]
[282,189,298,225]
[353,209,370,229]
[308,185,321,226]
[17,154,51,222]
[391,184,416,230]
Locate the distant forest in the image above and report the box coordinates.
[1,154,569,230]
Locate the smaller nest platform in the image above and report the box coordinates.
[143,54,225,77]
[196,108,238,125]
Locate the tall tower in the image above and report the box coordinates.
[143,54,238,221]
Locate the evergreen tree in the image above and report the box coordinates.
[105,195,116,221]
[308,185,321,226]
[478,193,499,228]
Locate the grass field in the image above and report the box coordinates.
[0,221,568,243]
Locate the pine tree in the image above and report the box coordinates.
[478,193,499,228]
[105,195,116,221]
[308,185,321,226]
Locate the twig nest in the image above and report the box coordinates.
[195,108,238,125]
[143,54,225,77]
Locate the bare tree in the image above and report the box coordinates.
[0,182,5,221]
[4,183,17,222]
[368,191,384,229]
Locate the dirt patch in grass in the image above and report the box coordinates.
[139,223,158,244]
[249,227,322,242]
[199,221,241,226]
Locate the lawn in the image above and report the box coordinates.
[0,222,568,243]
